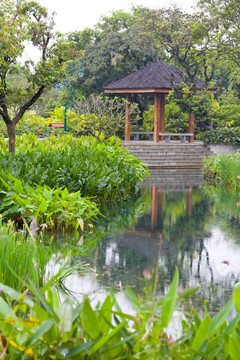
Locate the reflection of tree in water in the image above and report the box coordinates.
[65,185,240,315]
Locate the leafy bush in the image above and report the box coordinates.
[214,104,240,127]
[0,134,149,201]
[200,127,240,145]
[0,173,99,230]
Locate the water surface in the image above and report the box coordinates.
[54,169,240,315]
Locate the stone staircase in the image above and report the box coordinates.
[122,140,212,168]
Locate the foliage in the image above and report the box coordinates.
[167,87,218,132]
[200,127,240,145]
[74,95,139,141]
[136,7,220,85]
[69,8,160,96]
[1,267,240,358]
[140,102,188,133]
[0,134,149,202]
[0,173,99,230]
[203,151,240,191]
[214,104,240,128]
[198,0,240,68]
[0,0,80,152]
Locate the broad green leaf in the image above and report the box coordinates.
[234,282,240,312]
[126,285,140,312]
[0,297,14,318]
[209,298,233,336]
[14,178,23,193]
[61,187,69,199]
[191,315,211,350]
[99,295,113,333]
[26,319,55,347]
[161,267,179,328]
[38,199,47,212]
[229,334,240,360]
[81,298,100,339]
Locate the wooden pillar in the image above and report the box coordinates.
[159,94,165,141]
[188,113,194,143]
[186,186,192,217]
[154,94,160,142]
[125,94,131,141]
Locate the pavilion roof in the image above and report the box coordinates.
[104,60,207,93]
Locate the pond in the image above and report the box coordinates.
[48,169,240,316]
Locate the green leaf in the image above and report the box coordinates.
[178,286,200,299]
[14,178,23,193]
[225,311,240,335]
[234,282,240,312]
[229,334,240,360]
[209,298,233,336]
[0,297,14,318]
[81,298,100,339]
[191,315,211,350]
[61,187,69,199]
[126,285,140,312]
[66,341,96,358]
[26,319,55,347]
[161,267,179,328]
[88,320,127,355]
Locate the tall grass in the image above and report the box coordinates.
[203,151,240,191]
[0,221,51,290]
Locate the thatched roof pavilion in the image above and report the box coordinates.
[104,60,211,143]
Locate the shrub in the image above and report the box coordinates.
[0,173,99,230]
[0,134,149,201]
[200,127,240,145]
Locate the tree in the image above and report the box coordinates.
[137,6,221,87]
[0,0,79,152]
[74,95,139,141]
[67,8,160,97]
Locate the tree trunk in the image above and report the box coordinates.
[7,122,16,153]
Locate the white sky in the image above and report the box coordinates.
[37,0,197,33]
